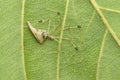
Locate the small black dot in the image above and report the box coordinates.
[57,12,61,15]
[77,25,81,28]
[38,20,43,23]
[75,47,78,51]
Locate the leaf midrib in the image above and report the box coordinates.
[90,0,120,46]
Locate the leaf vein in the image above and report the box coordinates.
[21,0,27,80]
[96,30,108,80]
[57,0,70,80]
[90,0,120,46]
[100,6,120,14]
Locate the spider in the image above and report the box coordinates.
[27,12,81,50]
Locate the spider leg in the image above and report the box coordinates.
[38,19,52,33]
[64,25,81,30]
[54,37,78,51]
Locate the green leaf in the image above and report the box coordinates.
[0,0,120,80]
[0,0,25,80]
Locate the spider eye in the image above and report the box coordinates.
[42,32,48,39]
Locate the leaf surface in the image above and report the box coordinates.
[0,0,120,80]
[0,0,25,80]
